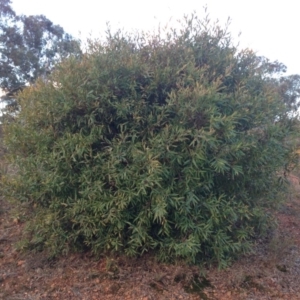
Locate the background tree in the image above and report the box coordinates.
[276,74,300,112]
[0,0,81,102]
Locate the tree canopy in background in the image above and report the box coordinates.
[0,0,81,100]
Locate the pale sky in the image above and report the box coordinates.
[10,0,300,75]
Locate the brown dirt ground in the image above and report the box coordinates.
[1,172,300,300]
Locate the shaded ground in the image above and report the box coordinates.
[1,156,300,299]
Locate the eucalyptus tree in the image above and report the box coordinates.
[0,0,81,103]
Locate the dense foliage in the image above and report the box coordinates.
[0,0,81,101]
[3,15,299,266]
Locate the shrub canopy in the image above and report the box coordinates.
[3,15,299,266]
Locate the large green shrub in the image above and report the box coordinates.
[3,15,298,266]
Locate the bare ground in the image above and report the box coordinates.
[1,176,300,300]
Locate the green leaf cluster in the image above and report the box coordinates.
[3,14,298,266]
